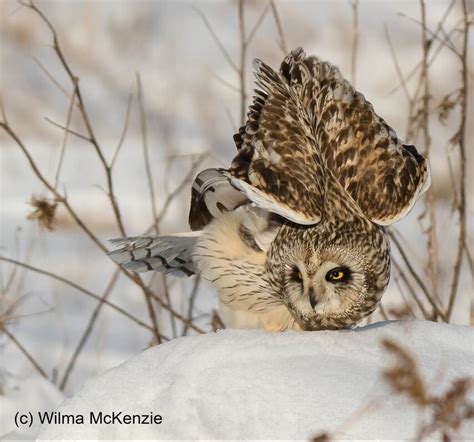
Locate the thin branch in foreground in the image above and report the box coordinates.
[33,56,69,99]
[384,24,411,104]
[54,79,77,189]
[245,1,271,47]
[446,0,470,321]
[238,0,247,127]
[419,0,440,309]
[182,276,201,336]
[389,231,446,321]
[350,0,359,88]
[0,256,159,334]
[136,73,159,233]
[1,325,48,379]
[59,269,122,391]
[192,6,239,73]
[270,0,288,54]
[110,88,134,169]
[45,117,91,142]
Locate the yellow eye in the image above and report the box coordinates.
[326,268,349,283]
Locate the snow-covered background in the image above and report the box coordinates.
[0,0,473,439]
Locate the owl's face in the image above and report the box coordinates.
[267,221,390,330]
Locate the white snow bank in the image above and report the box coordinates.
[0,372,64,441]
[37,320,473,440]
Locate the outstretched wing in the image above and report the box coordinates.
[228,59,327,224]
[189,59,327,230]
[279,48,430,225]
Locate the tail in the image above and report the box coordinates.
[108,232,200,276]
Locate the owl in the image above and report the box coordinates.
[109,48,430,331]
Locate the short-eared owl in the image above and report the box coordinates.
[109,48,430,331]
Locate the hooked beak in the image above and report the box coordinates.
[308,287,318,309]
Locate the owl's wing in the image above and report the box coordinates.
[189,59,326,230]
[279,48,430,225]
[228,59,327,224]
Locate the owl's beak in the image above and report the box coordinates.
[308,288,318,309]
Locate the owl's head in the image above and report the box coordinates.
[267,220,390,330]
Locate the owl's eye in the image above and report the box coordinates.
[326,267,350,283]
[290,265,303,283]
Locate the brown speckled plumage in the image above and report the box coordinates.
[109,48,430,331]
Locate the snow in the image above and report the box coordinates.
[0,372,64,440]
[36,320,473,440]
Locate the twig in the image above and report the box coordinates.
[1,325,49,379]
[350,0,359,88]
[210,72,241,94]
[392,259,429,319]
[0,256,157,333]
[110,89,134,169]
[419,0,440,310]
[33,56,69,99]
[54,79,77,189]
[0,121,199,334]
[384,24,411,104]
[192,6,239,73]
[246,1,271,47]
[389,0,458,96]
[446,0,470,321]
[238,0,247,126]
[182,277,201,336]
[270,0,287,54]
[45,117,90,142]
[389,232,446,321]
[59,269,123,391]
[136,73,159,233]
[21,1,170,340]
[23,0,127,237]
[143,153,207,235]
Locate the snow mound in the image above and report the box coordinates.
[37,320,473,440]
[0,373,64,441]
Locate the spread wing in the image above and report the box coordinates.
[189,48,430,231]
[279,48,430,225]
[228,59,327,223]
[189,59,326,230]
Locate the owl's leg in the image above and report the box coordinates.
[108,232,200,277]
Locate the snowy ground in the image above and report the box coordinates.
[0,1,473,438]
[32,320,473,440]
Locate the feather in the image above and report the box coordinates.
[108,232,200,276]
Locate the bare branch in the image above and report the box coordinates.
[246,1,271,47]
[384,24,411,104]
[54,79,77,189]
[270,0,287,54]
[446,0,470,321]
[110,89,134,169]
[419,0,440,309]
[0,256,159,333]
[45,117,91,142]
[182,277,201,336]
[238,0,247,126]
[350,0,359,87]
[192,6,239,73]
[59,269,128,391]
[389,231,446,321]
[136,73,159,233]
[1,325,49,379]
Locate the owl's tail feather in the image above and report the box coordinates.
[107,231,200,277]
